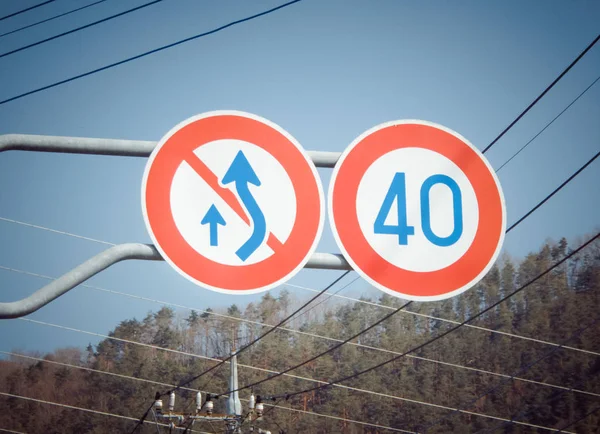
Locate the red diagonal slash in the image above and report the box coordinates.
[185,152,284,253]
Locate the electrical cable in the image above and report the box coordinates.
[0,0,305,105]
[288,282,600,357]
[151,408,163,434]
[288,274,360,319]
[0,267,575,396]
[0,351,411,434]
[0,216,115,245]
[473,362,600,434]
[555,405,600,433]
[0,350,198,393]
[506,150,599,233]
[0,0,54,22]
[0,0,166,59]
[3,252,598,360]
[481,33,600,154]
[217,300,413,398]
[164,270,351,395]
[162,273,358,434]
[5,265,600,387]
[0,391,209,433]
[496,73,600,172]
[1,129,596,360]
[17,317,553,430]
[263,234,599,411]
[420,315,600,432]
[129,269,351,433]
[0,428,27,434]
[0,0,109,39]
[181,416,196,434]
[1,43,597,427]
[262,399,417,434]
[5,150,600,400]
[208,155,600,400]
[182,275,360,408]
[1,99,596,400]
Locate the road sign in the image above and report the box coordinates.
[142,111,324,294]
[329,120,506,301]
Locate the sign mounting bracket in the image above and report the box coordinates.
[0,134,348,319]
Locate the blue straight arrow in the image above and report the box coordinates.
[222,150,266,261]
[201,204,226,246]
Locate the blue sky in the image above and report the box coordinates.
[0,0,599,354]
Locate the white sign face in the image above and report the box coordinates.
[329,120,506,301]
[171,139,297,266]
[142,111,325,294]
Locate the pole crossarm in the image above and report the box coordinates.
[0,134,341,167]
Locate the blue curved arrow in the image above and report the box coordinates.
[222,150,266,261]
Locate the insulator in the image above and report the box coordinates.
[154,399,163,412]
[168,392,175,411]
[205,399,214,414]
[256,402,264,417]
[196,392,202,410]
[249,394,256,410]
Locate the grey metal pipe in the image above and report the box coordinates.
[0,243,161,319]
[0,134,348,319]
[0,134,341,167]
[0,134,156,157]
[0,243,351,319]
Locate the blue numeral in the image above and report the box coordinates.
[374,172,463,247]
[373,172,415,245]
[420,174,463,247]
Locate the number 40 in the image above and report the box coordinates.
[374,172,463,247]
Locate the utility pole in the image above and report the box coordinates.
[151,349,271,433]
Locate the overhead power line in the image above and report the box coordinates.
[3,142,599,400]
[0,0,305,105]
[0,391,209,433]
[2,224,598,360]
[6,266,598,401]
[474,356,600,434]
[421,315,600,432]
[128,269,351,433]
[506,150,599,233]
[0,0,109,39]
[556,405,600,433]
[0,216,115,245]
[17,318,567,431]
[0,0,55,22]
[289,282,600,357]
[138,156,600,428]
[5,265,599,401]
[0,428,27,434]
[0,0,165,59]
[482,33,600,154]
[496,73,600,172]
[265,234,599,409]
[0,351,409,434]
[218,301,413,398]
[164,270,351,395]
[205,154,600,400]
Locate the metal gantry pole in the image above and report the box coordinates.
[0,134,348,319]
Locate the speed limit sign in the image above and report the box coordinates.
[328,120,506,301]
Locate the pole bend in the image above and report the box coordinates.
[0,243,350,319]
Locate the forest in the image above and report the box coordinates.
[1,235,599,433]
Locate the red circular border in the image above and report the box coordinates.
[144,114,322,291]
[331,123,504,298]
